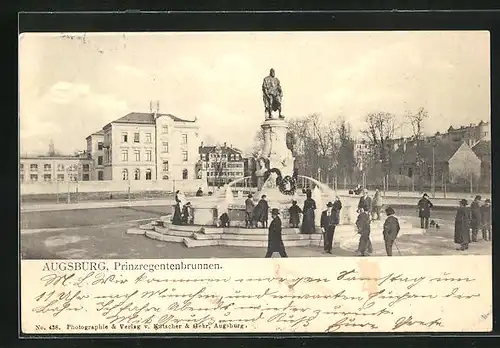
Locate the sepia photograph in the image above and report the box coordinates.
[19,31,491,260]
[19,30,493,335]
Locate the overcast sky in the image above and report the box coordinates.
[19,31,490,155]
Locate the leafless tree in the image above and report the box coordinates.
[406,107,429,190]
[362,111,397,176]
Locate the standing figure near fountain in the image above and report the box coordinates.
[252,195,269,228]
[262,68,283,119]
[300,189,317,234]
[172,190,182,225]
[265,208,288,258]
[288,200,302,228]
[356,206,373,256]
[245,194,255,228]
[181,202,194,225]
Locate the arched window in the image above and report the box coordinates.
[134,169,140,180]
[182,169,188,180]
[162,175,169,180]
[121,169,128,180]
[145,169,152,180]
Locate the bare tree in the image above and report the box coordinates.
[406,107,429,190]
[362,111,397,177]
[249,129,265,157]
[335,119,356,185]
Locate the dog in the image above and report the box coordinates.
[430,219,440,229]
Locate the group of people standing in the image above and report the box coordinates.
[454,195,492,251]
[172,190,194,225]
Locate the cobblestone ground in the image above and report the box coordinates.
[20,206,492,259]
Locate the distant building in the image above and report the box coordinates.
[198,143,244,186]
[472,140,491,189]
[86,129,105,180]
[95,110,200,181]
[354,138,371,169]
[20,156,93,182]
[442,120,490,147]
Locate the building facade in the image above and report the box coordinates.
[86,130,105,180]
[20,156,93,182]
[97,111,200,181]
[199,143,244,186]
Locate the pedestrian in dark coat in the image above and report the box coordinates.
[300,190,317,234]
[454,199,470,251]
[481,199,492,241]
[357,189,372,216]
[172,190,182,225]
[252,195,269,228]
[219,212,230,227]
[332,196,343,224]
[383,206,400,256]
[288,200,302,228]
[470,195,482,242]
[181,202,193,225]
[245,194,255,228]
[265,208,288,258]
[356,207,372,256]
[320,202,338,254]
[417,193,433,229]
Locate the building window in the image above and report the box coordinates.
[121,150,128,161]
[97,171,103,181]
[182,134,188,145]
[20,174,24,181]
[162,142,169,153]
[44,164,51,172]
[122,169,128,180]
[145,133,152,143]
[98,142,103,150]
[134,132,140,143]
[57,164,64,171]
[182,169,188,180]
[162,175,169,180]
[134,150,140,161]
[57,174,65,181]
[97,156,103,165]
[182,151,188,162]
[146,150,152,161]
[30,174,38,181]
[20,164,24,172]
[145,169,152,180]
[134,168,140,180]
[82,174,90,181]
[162,125,169,134]
[163,160,169,172]
[83,164,90,172]
[121,132,128,143]
[43,174,51,181]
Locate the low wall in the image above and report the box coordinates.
[20,179,208,195]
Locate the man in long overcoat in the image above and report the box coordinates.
[356,206,372,256]
[417,193,433,229]
[357,189,372,216]
[382,206,400,256]
[245,194,255,228]
[252,195,269,228]
[372,188,383,220]
[265,208,288,258]
[470,195,482,242]
[481,198,492,241]
[454,199,471,251]
[288,200,302,228]
[320,202,336,254]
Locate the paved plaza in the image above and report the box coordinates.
[20,203,492,259]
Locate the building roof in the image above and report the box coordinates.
[472,140,491,162]
[199,145,242,156]
[392,139,465,167]
[20,155,89,161]
[112,112,196,125]
[86,129,105,139]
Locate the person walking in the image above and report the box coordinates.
[382,206,400,256]
[417,193,433,229]
[470,195,482,242]
[288,200,302,228]
[252,195,269,228]
[454,199,471,251]
[372,188,383,220]
[245,194,255,228]
[356,206,372,256]
[320,202,337,254]
[265,208,288,258]
[300,189,317,234]
[481,199,492,241]
[357,189,372,217]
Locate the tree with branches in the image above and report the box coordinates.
[406,107,429,191]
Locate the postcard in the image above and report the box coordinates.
[19,31,492,335]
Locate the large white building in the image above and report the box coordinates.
[86,111,201,181]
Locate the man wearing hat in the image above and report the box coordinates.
[481,198,492,241]
[321,201,340,253]
[356,206,373,256]
[357,189,372,216]
[245,194,255,228]
[382,206,400,256]
[417,193,433,229]
[454,199,471,251]
[288,200,302,228]
[265,208,288,258]
[470,195,482,242]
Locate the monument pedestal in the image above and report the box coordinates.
[260,118,294,178]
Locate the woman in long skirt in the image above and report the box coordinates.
[172,191,182,225]
[454,199,471,251]
[300,190,316,234]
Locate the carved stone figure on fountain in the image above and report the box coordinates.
[262,68,283,119]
